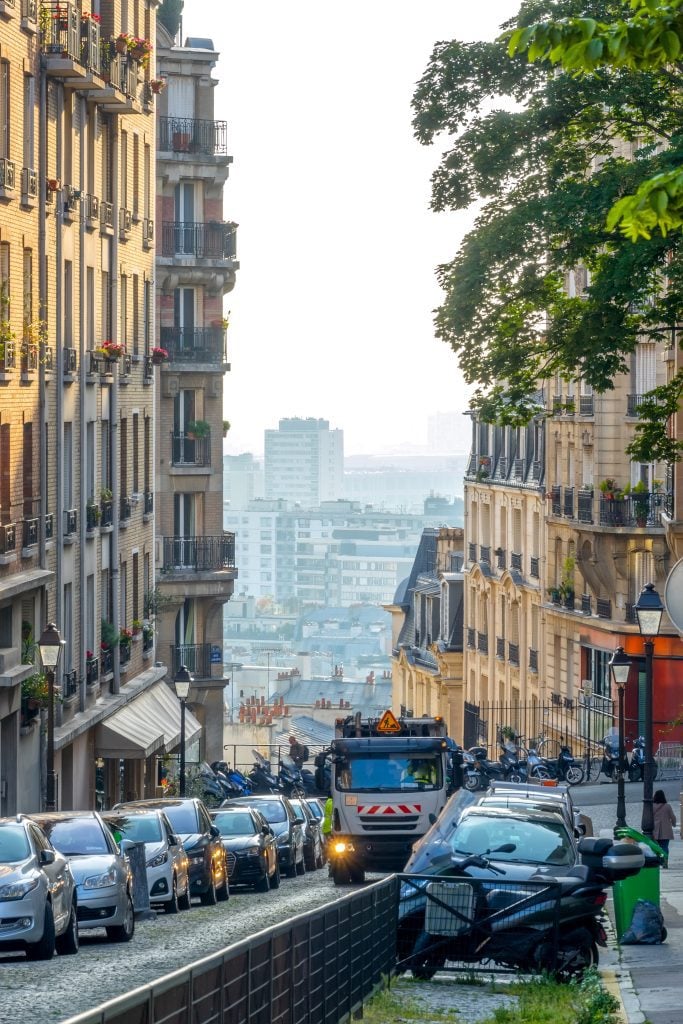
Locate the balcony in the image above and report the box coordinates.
[496,547,506,570]
[144,491,154,515]
[161,221,237,260]
[529,648,538,672]
[142,631,154,653]
[596,598,612,619]
[477,632,488,654]
[22,517,38,548]
[532,460,542,481]
[100,201,114,233]
[45,512,53,540]
[511,552,522,572]
[62,669,78,699]
[142,217,154,249]
[86,656,99,686]
[581,594,592,615]
[599,493,667,529]
[508,643,520,666]
[169,643,222,679]
[479,545,490,565]
[466,627,475,649]
[0,340,16,375]
[0,523,16,555]
[64,508,77,535]
[120,643,131,667]
[0,157,15,197]
[119,208,132,240]
[120,496,132,523]
[162,534,236,572]
[101,648,113,676]
[158,117,228,156]
[100,499,113,527]
[551,485,561,516]
[21,0,38,32]
[21,167,37,205]
[41,4,89,83]
[63,346,77,377]
[159,326,226,366]
[577,491,593,524]
[20,341,38,377]
[468,542,477,562]
[84,193,99,227]
[99,52,141,112]
[170,433,212,468]
[530,556,540,578]
[627,394,646,418]
[495,636,505,660]
[563,487,575,519]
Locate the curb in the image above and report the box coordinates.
[600,967,644,1024]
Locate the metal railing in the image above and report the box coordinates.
[627,393,646,417]
[495,636,505,659]
[529,648,538,672]
[581,594,592,615]
[159,325,226,365]
[551,485,561,516]
[162,534,236,572]
[64,508,77,534]
[100,499,113,527]
[577,491,593,523]
[477,631,488,654]
[510,551,522,571]
[161,221,237,259]
[530,556,540,578]
[599,493,666,528]
[466,627,475,649]
[170,433,212,467]
[62,669,78,699]
[86,657,98,686]
[144,491,154,515]
[63,877,397,1024]
[508,642,519,666]
[579,395,594,415]
[158,116,228,156]
[496,547,506,570]
[479,545,490,564]
[170,643,221,679]
[22,517,38,548]
[468,542,477,562]
[563,486,574,518]
[596,598,612,619]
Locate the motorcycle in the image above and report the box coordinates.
[597,735,625,781]
[532,746,585,786]
[247,750,281,793]
[211,760,252,797]
[397,838,644,980]
[196,762,230,807]
[628,737,659,783]
[278,754,306,797]
[463,746,522,791]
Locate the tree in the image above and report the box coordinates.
[413,0,683,460]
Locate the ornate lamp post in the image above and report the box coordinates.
[634,583,664,837]
[38,623,63,811]
[174,665,192,798]
[609,646,631,830]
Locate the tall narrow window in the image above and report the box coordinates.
[64,422,73,508]
[120,130,128,209]
[119,274,127,347]
[143,143,150,218]
[63,94,73,185]
[120,561,127,628]
[101,270,110,341]
[22,423,33,518]
[132,274,139,355]
[23,74,34,170]
[86,575,95,656]
[64,261,73,346]
[63,583,73,672]
[143,415,151,493]
[0,424,9,523]
[120,418,128,497]
[23,249,32,334]
[0,61,10,159]
[86,107,96,194]
[132,134,139,219]
[101,568,110,621]
[143,278,151,353]
[101,421,110,490]
[86,421,95,501]
[102,121,111,202]
[132,552,139,622]
[132,413,139,493]
[86,268,95,350]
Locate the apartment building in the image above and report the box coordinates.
[154,25,238,761]
[0,0,205,814]
[264,417,344,506]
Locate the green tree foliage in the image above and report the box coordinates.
[158,0,184,40]
[412,0,683,460]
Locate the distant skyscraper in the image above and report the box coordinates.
[264,418,344,505]
[224,453,264,508]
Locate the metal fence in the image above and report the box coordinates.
[63,877,398,1024]
[655,742,683,780]
[464,698,615,759]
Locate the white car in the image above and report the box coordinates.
[0,815,79,960]
[103,808,191,913]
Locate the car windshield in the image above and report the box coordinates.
[41,817,110,856]
[450,815,573,866]
[213,812,257,836]
[336,755,441,792]
[250,801,286,823]
[160,804,199,835]
[107,814,162,844]
[306,801,323,820]
[0,826,30,863]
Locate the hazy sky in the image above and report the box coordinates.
[183,2,518,455]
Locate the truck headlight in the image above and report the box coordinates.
[333,840,354,854]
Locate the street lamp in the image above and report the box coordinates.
[38,623,63,811]
[609,646,631,830]
[174,665,192,798]
[634,582,664,837]
[583,680,593,779]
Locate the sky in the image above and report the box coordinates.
[182,1,518,456]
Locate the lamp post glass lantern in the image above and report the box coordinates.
[634,583,664,838]
[38,623,63,811]
[174,665,192,798]
[609,646,631,831]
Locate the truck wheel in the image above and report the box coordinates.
[331,863,350,886]
[350,867,365,885]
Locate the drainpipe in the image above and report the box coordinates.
[38,70,47,579]
[110,117,120,696]
[78,95,86,712]
[55,84,64,643]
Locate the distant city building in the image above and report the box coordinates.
[343,455,466,512]
[264,418,343,506]
[224,453,264,509]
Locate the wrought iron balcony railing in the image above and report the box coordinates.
[86,656,99,685]
[495,636,505,660]
[158,117,228,156]
[159,326,226,365]
[577,492,593,524]
[161,221,237,260]
[599,493,667,529]
[162,534,236,572]
[23,517,38,548]
[169,643,221,679]
[170,433,212,467]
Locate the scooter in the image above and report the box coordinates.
[537,746,585,786]
[628,737,658,783]
[247,750,281,793]
[278,755,306,797]
[597,736,623,781]
[211,760,252,797]
[397,838,644,980]
[463,746,522,791]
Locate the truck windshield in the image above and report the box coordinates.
[336,755,441,792]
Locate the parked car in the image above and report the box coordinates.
[304,797,328,865]
[210,807,280,892]
[102,808,191,913]
[0,815,79,960]
[480,780,593,837]
[289,797,324,870]
[30,811,134,943]
[224,795,305,878]
[114,798,228,905]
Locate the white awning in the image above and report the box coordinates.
[96,683,202,759]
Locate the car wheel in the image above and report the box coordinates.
[27,903,56,961]
[331,863,350,886]
[200,875,218,906]
[255,870,270,893]
[296,851,306,875]
[55,899,79,955]
[315,842,325,870]
[285,851,297,878]
[106,894,135,943]
[164,876,179,914]
[628,763,642,783]
[270,864,281,889]
[216,869,230,902]
[178,883,192,911]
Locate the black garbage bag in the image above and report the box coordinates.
[621,899,666,944]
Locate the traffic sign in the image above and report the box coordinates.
[377,709,401,734]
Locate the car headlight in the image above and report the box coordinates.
[276,835,288,846]
[244,847,261,858]
[188,850,205,860]
[147,852,168,868]
[0,878,39,900]
[82,867,117,889]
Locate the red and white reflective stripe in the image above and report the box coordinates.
[357,804,421,815]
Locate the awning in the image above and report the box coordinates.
[96,683,202,759]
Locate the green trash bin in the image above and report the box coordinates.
[612,827,665,940]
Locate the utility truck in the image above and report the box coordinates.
[325,711,454,884]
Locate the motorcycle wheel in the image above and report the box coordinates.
[409,931,446,981]
[564,765,585,786]
[530,765,551,781]
[555,928,598,981]
[506,771,523,783]
[464,774,480,792]
[628,763,643,783]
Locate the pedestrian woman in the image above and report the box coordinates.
[653,789,676,864]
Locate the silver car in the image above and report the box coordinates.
[31,812,134,942]
[0,815,79,960]
[103,808,191,913]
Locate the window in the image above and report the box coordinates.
[23,75,34,169]
[101,568,110,621]
[132,274,139,355]
[132,134,139,219]
[86,421,95,501]
[86,574,95,658]
[63,94,73,185]
[64,422,73,508]
[0,424,9,523]
[120,418,128,496]
[132,413,139,493]
[120,561,127,627]
[23,249,32,332]
[120,130,128,209]
[86,268,94,350]
[143,278,151,352]
[63,582,73,672]
[132,552,139,622]
[101,420,110,490]
[0,60,9,160]
[143,415,150,492]
[22,423,33,517]
[119,274,127,347]
[143,143,151,218]
[101,271,110,342]
[64,261,73,346]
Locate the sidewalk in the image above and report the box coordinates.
[609,833,683,1024]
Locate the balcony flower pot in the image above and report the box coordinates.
[186,419,210,440]
[115,37,128,55]
[151,346,168,365]
[150,79,165,95]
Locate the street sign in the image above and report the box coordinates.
[377,709,401,734]
[210,645,222,664]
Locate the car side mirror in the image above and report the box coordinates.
[39,849,56,865]
[210,825,220,838]
[169,834,180,846]
[428,813,437,825]
[119,839,135,854]
[262,826,271,835]
[294,815,305,825]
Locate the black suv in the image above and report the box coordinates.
[225,796,305,878]
[114,798,228,904]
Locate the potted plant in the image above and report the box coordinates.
[100,486,113,502]
[132,619,142,637]
[631,479,650,527]
[222,419,231,437]
[150,78,166,94]
[115,32,132,54]
[151,345,168,365]
[119,627,133,648]
[599,479,618,500]
[98,340,125,361]
[186,419,210,439]
[86,500,101,527]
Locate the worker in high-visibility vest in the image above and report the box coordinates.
[406,759,436,786]
[322,794,333,841]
